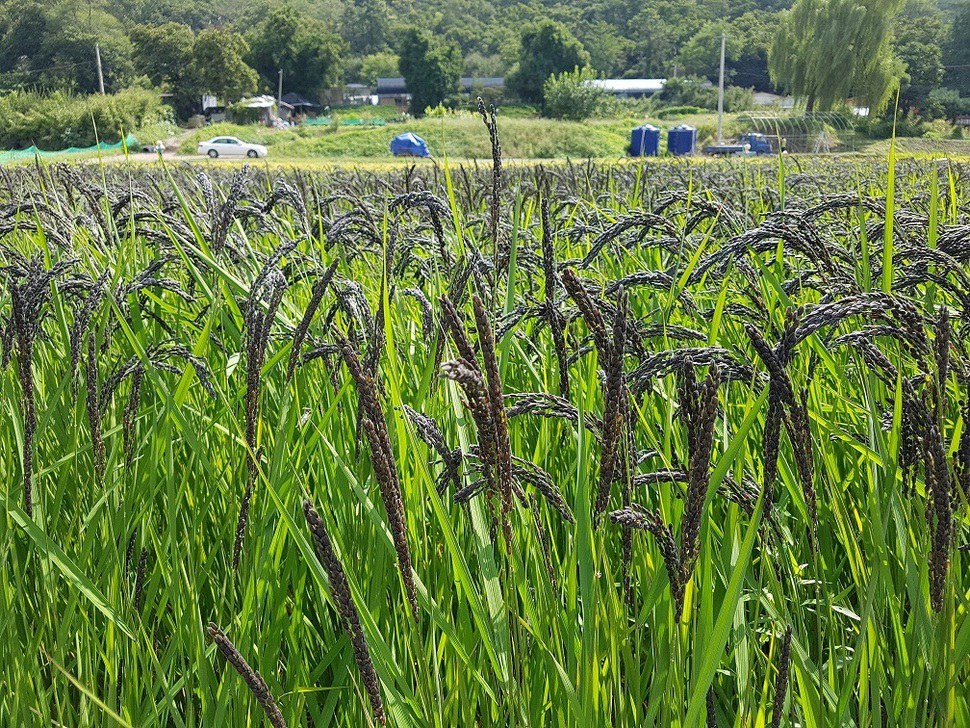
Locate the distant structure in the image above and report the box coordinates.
[588,79,666,99]
[280,92,318,119]
[376,78,409,106]
[752,92,796,109]
[376,77,505,106]
[238,95,288,125]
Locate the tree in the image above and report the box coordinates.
[41,5,134,93]
[185,29,258,105]
[729,12,778,92]
[398,28,462,115]
[342,0,391,55]
[770,0,906,113]
[0,1,49,85]
[677,14,777,90]
[677,21,738,81]
[507,20,589,104]
[925,87,970,120]
[892,1,946,114]
[542,67,608,120]
[944,2,970,96]
[247,4,344,98]
[0,1,134,93]
[575,21,630,77]
[130,22,196,117]
[357,52,399,87]
[130,23,195,87]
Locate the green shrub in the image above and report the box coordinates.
[655,77,718,110]
[0,88,167,150]
[655,106,705,119]
[542,67,608,121]
[923,88,970,121]
[724,86,754,112]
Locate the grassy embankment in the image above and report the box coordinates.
[178,109,734,160]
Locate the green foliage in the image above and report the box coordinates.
[652,78,753,114]
[0,87,167,148]
[342,0,392,55]
[655,105,706,118]
[656,77,718,110]
[676,15,776,91]
[893,1,947,114]
[924,87,970,120]
[724,85,755,112]
[507,20,589,105]
[130,22,195,88]
[129,22,196,116]
[943,2,970,95]
[1,155,969,727]
[676,22,737,80]
[574,20,631,76]
[541,67,608,121]
[398,29,462,116]
[185,28,258,104]
[247,4,345,98]
[0,1,134,93]
[770,0,906,113]
[0,0,959,126]
[355,52,400,87]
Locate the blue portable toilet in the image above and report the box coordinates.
[667,124,697,156]
[390,132,430,157]
[629,124,660,156]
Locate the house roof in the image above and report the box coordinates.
[240,94,285,109]
[281,92,317,108]
[376,77,506,95]
[460,77,505,90]
[589,79,666,95]
[376,78,408,94]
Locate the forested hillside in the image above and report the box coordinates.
[0,0,966,125]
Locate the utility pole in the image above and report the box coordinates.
[95,43,105,94]
[716,32,726,143]
[277,69,283,106]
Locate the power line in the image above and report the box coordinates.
[0,59,94,77]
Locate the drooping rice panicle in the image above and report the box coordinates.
[303,499,386,725]
[207,623,288,728]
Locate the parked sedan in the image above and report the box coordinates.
[197,136,267,159]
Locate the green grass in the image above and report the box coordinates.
[0,153,967,727]
[178,110,734,160]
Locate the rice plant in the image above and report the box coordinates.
[0,142,967,726]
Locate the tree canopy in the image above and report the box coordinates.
[247,4,345,97]
[770,0,906,112]
[398,28,462,114]
[508,20,590,104]
[185,29,258,104]
[0,0,964,123]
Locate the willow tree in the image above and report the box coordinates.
[769,0,905,113]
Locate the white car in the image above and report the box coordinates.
[197,136,267,159]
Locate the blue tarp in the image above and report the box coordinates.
[390,132,429,157]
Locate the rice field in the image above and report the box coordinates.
[0,119,968,726]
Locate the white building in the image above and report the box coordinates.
[587,79,667,99]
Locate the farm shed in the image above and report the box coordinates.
[280,92,318,120]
